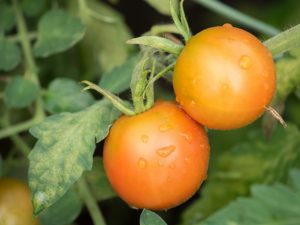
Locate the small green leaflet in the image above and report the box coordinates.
[99,54,140,94]
[4,76,39,108]
[21,0,48,17]
[201,169,300,225]
[34,9,85,57]
[39,189,82,225]
[28,100,121,214]
[44,78,95,114]
[0,2,15,33]
[140,209,167,225]
[0,38,21,71]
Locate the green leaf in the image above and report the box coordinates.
[288,169,300,191]
[99,54,139,94]
[127,36,183,55]
[0,38,21,71]
[39,189,82,225]
[140,209,167,225]
[34,9,86,57]
[85,157,116,201]
[21,0,48,17]
[68,0,133,74]
[0,2,15,33]
[201,169,300,225]
[28,100,121,214]
[44,78,95,114]
[181,124,300,224]
[275,48,300,101]
[4,76,39,108]
[144,0,170,15]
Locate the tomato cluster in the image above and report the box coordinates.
[103,25,275,210]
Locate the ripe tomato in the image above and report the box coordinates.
[0,178,39,225]
[103,101,210,210]
[173,24,276,130]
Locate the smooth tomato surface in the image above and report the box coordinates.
[103,101,210,210]
[0,178,39,225]
[173,24,276,130]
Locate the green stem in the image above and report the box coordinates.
[7,32,37,43]
[193,0,280,37]
[12,0,38,83]
[82,81,135,116]
[77,178,106,225]
[0,117,38,140]
[264,24,300,56]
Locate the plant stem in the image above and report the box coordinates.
[12,0,38,83]
[7,32,37,43]
[77,178,106,225]
[264,24,300,56]
[193,0,280,37]
[82,81,135,116]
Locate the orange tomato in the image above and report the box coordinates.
[173,24,276,130]
[103,101,210,210]
[0,178,39,225]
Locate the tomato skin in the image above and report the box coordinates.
[0,178,39,225]
[103,101,210,210]
[173,24,276,130]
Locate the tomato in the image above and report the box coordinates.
[0,178,39,225]
[173,24,276,130]
[103,101,210,210]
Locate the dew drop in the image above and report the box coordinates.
[263,83,270,90]
[138,158,147,169]
[159,124,172,132]
[156,145,176,158]
[190,100,196,107]
[221,83,229,91]
[180,133,192,143]
[223,23,233,28]
[141,134,149,143]
[169,163,176,169]
[239,55,251,69]
[192,77,200,86]
[157,160,163,167]
[184,157,190,164]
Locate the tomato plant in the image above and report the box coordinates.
[173,24,276,130]
[0,178,39,225]
[1,0,300,225]
[103,101,210,210]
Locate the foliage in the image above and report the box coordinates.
[0,0,300,225]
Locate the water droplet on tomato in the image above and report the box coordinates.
[184,157,190,164]
[138,158,147,169]
[239,55,251,69]
[221,83,229,91]
[169,163,176,169]
[190,100,196,107]
[192,77,200,86]
[157,160,163,167]
[141,134,149,143]
[156,145,176,158]
[159,124,172,132]
[223,23,233,28]
[263,83,270,90]
[180,133,192,143]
